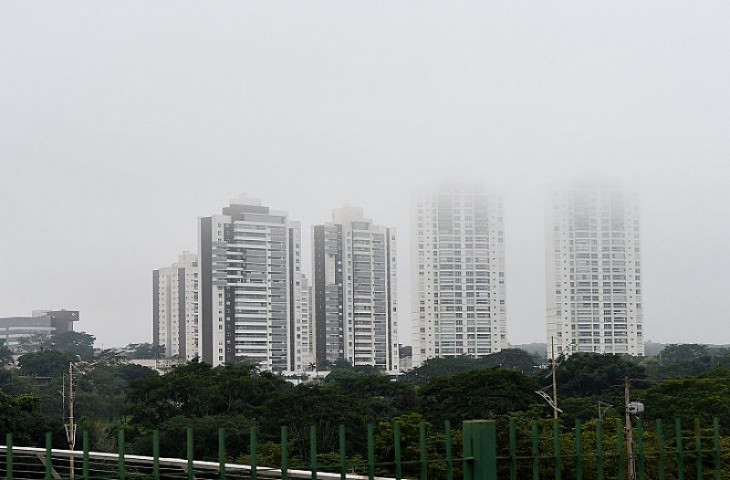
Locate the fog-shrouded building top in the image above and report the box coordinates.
[198,195,305,371]
[153,252,199,361]
[412,185,508,366]
[312,206,398,372]
[545,183,644,358]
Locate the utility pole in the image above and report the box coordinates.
[551,337,559,419]
[624,377,636,480]
[64,362,77,480]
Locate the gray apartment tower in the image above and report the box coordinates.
[312,206,398,372]
[198,196,305,371]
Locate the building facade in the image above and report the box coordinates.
[412,186,507,366]
[0,310,79,354]
[545,183,644,358]
[153,252,199,361]
[312,206,398,372]
[198,196,305,371]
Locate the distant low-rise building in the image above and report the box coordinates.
[0,310,79,353]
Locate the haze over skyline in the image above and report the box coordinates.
[2,2,730,348]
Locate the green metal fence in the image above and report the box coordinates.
[0,417,728,479]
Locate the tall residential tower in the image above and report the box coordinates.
[412,186,507,366]
[153,252,199,361]
[198,196,306,371]
[312,206,398,372]
[545,183,644,358]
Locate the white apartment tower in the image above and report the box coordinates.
[153,252,199,361]
[412,186,507,365]
[312,207,398,372]
[294,274,314,370]
[198,196,306,371]
[545,183,644,358]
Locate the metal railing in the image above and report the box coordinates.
[2,417,728,480]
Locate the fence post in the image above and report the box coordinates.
[153,429,160,480]
[218,428,226,480]
[339,424,347,480]
[553,420,561,480]
[281,426,288,480]
[394,422,402,480]
[82,430,90,480]
[310,424,318,480]
[656,419,665,480]
[463,420,497,480]
[694,419,703,480]
[531,420,539,480]
[713,418,721,480]
[45,432,52,480]
[6,432,12,480]
[367,423,375,480]
[575,420,583,480]
[187,427,194,480]
[251,424,258,480]
[509,418,517,480]
[675,418,684,480]
[419,421,428,480]
[616,418,625,480]
[596,420,604,480]
[445,421,453,480]
[636,419,645,480]
[118,429,126,480]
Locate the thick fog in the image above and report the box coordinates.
[2,1,730,348]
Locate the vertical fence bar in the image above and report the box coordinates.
[531,420,539,480]
[713,418,721,480]
[367,423,375,480]
[82,430,90,480]
[656,419,666,480]
[596,420,604,480]
[187,427,194,480]
[217,428,225,480]
[45,432,52,480]
[553,420,561,480]
[616,418,625,480]
[575,420,583,480]
[509,418,517,480]
[675,418,684,480]
[281,426,288,480]
[118,429,126,480]
[419,421,428,480]
[462,420,497,480]
[695,419,703,480]
[339,424,347,480]
[445,421,453,480]
[636,419,645,480]
[310,424,318,480]
[6,432,12,480]
[153,429,160,480]
[394,422,402,480]
[251,425,258,480]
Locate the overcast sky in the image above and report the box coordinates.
[2,1,730,348]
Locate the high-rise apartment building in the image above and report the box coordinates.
[198,196,305,371]
[153,252,199,361]
[312,206,398,372]
[412,186,507,366]
[294,274,314,370]
[545,183,644,358]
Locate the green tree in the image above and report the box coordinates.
[418,368,538,425]
[553,353,646,397]
[0,338,13,365]
[18,350,78,377]
[47,331,96,360]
